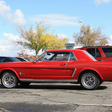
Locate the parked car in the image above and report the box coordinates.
[77,46,112,61]
[15,57,28,62]
[0,56,20,63]
[1,49,112,90]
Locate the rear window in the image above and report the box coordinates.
[102,48,112,57]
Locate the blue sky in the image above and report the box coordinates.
[0,0,112,56]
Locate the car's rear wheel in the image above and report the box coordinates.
[80,72,100,90]
[1,72,18,88]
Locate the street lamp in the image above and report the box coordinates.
[79,20,83,23]
[79,20,83,26]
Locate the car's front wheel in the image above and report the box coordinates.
[80,72,100,90]
[1,72,18,88]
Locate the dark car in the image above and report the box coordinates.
[15,57,28,62]
[0,57,20,63]
[77,46,112,61]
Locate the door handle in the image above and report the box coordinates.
[60,63,67,66]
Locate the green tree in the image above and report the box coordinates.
[74,25,108,47]
[17,21,68,55]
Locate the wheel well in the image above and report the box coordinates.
[0,70,18,79]
[78,70,102,83]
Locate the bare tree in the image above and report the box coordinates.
[74,25,108,47]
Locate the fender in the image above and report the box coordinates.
[0,68,20,79]
[79,68,104,80]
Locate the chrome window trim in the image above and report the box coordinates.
[68,52,71,62]
[71,68,76,77]
[20,79,78,83]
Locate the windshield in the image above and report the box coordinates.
[84,51,97,61]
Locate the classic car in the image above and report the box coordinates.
[1,49,112,90]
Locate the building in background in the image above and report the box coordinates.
[65,43,75,49]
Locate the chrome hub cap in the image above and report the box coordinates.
[82,73,96,88]
[2,73,16,87]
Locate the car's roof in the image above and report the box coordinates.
[46,49,82,52]
[79,46,112,49]
[0,56,14,58]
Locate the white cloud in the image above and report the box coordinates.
[31,14,79,26]
[0,1,25,25]
[0,1,10,16]
[0,33,35,56]
[4,33,26,42]
[57,34,69,39]
[95,0,111,5]
[0,39,21,56]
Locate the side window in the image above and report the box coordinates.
[54,54,69,62]
[4,58,11,62]
[0,58,6,63]
[37,51,77,62]
[87,48,101,58]
[0,58,4,63]
[102,48,112,57]
[96,48,101,57]
[87,48,95,57]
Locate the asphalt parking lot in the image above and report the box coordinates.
[0,81,112,112]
